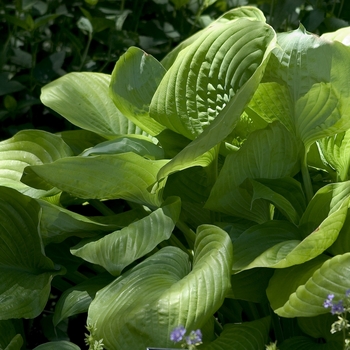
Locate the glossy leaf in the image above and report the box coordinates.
[154,17,276,181]
[21,153,168,208]
[71,196,181,275]
[87,225,233,349]
[0,187,63,320]
[109,47,166,136]
[248,25,350,150]
[206,122,300,222]
[40,72,146,138]
[0,130,73,197]
[267,253,350,317]
[202,317,270,350]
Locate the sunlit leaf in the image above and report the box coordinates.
[87,225,233,349]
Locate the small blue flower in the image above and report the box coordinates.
[170,325,186,343]
[324,294,334,309]
[331,300,345,315]
[185,329,202,345]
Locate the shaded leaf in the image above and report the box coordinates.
[33,341,81,350]
[71,196,181,275]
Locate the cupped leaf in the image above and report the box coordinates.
[38,199,148,245]
[161,6,267,70]
[317,131,350,181]
[71,196,181,275]
[87,225,233,349]
[248,25,350,150]
[231,187,349,272]
[206,122,300,223]
[267,253,350,317]
[33,341,81,350]
[109,47,166,136]
[202,317,270,350]
[0,130,73,197]
[153,17,276,182]
[80,135,164,159]
[151,18,276,141]
[21,153,168,208]
[40,72,146,138]
[53,273,114,326]
[0,186,63,320]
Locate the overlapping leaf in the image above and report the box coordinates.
[0,130,73,197]
[0,187,63,320]
[21,153,168,208]
[0,320,23,350]
[109,47,166,136]
[87,225,233,349]
[153,16,276,181]
[40,72,146,138]
[267,253,350,317]
[71,196,181,275]
[206,122,300,222]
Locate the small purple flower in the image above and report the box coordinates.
[346,289,350,298]
[324,294,334,309]
[331,300,345,315]
[170,325,186,343]
[185,329,202,345]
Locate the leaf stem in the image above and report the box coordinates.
[301,152,313,203]
[176,220,196,248]
[88,199,115,216]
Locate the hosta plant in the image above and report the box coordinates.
[1,5,350,350]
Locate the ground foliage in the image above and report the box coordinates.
[1,1,350,350]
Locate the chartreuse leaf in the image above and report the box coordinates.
[109,47,166,136]
[153,17,276,181]
[202,317,270,350]
[161,6,267,69]
[33,341,80,350]
[206,122,300,223]
[71,196,181,275]
[0,129,73,197]
[87,225,233,349]
[0,186,63,320]
[321,26,350,46]
[249,25,350,149]
[53,273,114,326]
[0,320,23,350]
[40,72,146,138]
[21,153,168,208]
[267,253,350,318]
[231,181,350,272]
[151,17,276,141]
[38,199,148,245]
[317,131,350,181]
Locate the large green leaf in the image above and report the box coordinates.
[71,196,181,275]
[231,181,349,271]
[321,26,350,46]
[248,25,350,150]
[317,131,350,181]
[206,122,300,222]
[109,47,166,136]
[161,6,267,70]
[202,317,270,350]
[0,130,73,197]
[21,153,168,208]
[87,225,233,349]
[267,253,350,317]
[153,17,276,181]
[38,199,148,245]
[0,186,63,320]
[33,341,81,350]
[40,72,146,138]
